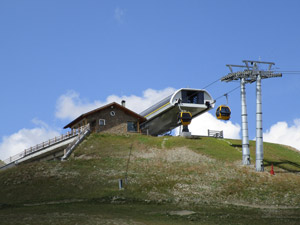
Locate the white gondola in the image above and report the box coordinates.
[140,88,215,136]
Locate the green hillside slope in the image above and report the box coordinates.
[0,133,300,225]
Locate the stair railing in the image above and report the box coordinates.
[3,124,90,165]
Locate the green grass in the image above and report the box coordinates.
[0,133,300,224]
[0,202,299,225]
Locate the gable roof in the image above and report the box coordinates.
[64,102,146,129]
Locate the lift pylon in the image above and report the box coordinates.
[221,60,282,170]
[223,64,251,165]
[243,60,282,171]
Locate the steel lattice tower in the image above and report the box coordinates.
[221,60,282,171]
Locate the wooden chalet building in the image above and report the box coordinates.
[64,102,146,134]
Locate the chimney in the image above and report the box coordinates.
[121,100,126,107]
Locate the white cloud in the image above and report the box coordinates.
[0,119,60,161]
[3,86,299,164]
[175,112,241,139]
[264,119,300,151]
[0,87,175,161]
[55,90,103,121]
[55,88,240,139]
[106,87,176,113]
[114,7,126,23]
[55,87,176,120]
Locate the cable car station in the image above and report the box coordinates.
[139,88,215,136]
[1,60,283,173]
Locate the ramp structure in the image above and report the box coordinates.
[140,88,215,136]
[1,125,90,170]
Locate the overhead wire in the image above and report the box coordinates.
[202,78,221,89]
[214,86,240,102]
[276,71,300,72]
[275,70,300,75]
[200,75,240,104]
[199,68,300,109]
[209,71,299,103]
[201,68,300,104]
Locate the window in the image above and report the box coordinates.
[181,91,204,104]
[110,111,115,116]
[99,119,105,126]
[220,107,230,116]
[127,121,137,132]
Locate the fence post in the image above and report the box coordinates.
[119,179,123,190]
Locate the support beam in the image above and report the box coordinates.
[240,78,250,165]
[255,73,264,171]
[182,125,189,132]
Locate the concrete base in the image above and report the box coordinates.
[255,159,264,172]
[242,155,251,165]
[180,132,192,137]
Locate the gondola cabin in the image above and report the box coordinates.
[216,105,231,120]
[179,111,192,126]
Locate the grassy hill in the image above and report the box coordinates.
[0,133,300,224]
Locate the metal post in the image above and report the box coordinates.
[182,125,189,132]
[256,73,264,171]
[119,179,123,190]
[241,78,250,165]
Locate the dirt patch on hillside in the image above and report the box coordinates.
[133,147,215,164]
[168,210,196,216]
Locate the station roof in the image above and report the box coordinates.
[63,102,146,129]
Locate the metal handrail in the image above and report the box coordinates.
[61,125,91,160]
[208,129,223,138]
[3,124,90,164]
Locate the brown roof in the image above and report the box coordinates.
[63,102,146,129]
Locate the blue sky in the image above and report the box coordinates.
[1,0,300,159]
